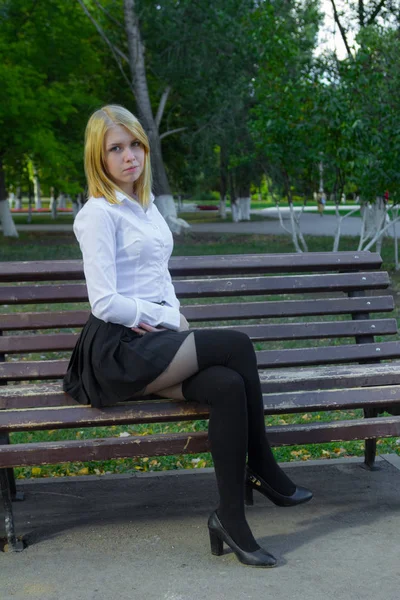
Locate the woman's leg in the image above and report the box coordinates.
[182,366,259,552]
[193,329,295,495]
[142,328,294,495]
[139,334,259,550]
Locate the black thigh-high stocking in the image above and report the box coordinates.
[192,329,295,496]
[182,366,259,552]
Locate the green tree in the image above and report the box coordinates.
[0,0,109,235]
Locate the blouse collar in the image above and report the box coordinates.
[115,190,154,210]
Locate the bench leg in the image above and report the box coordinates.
[0,435,24,502]
[7,469,25,502]
[0,469,24,552]
[363,408,379,471]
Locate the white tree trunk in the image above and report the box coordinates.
[57,193,66,209]
[276,204,292,234]
[33,165,42,209]
[49,190,57,219]
[363,214,400,251]
[288,203,302,253]
[238,197,251,221]
[7,191,15,208]
[357,202,369,250]
[333,206,359,252]
[393,206,399,270]
[293,206,308,252]
[0,201,18,237]
[231,201,241,222]
[154,194,190,234]
[219,197,227,220]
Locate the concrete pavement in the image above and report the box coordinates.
[2,455,400,600]
[13,208,367,238]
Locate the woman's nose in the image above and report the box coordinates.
[124,148,136,162]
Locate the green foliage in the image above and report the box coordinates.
[0,0,110,196]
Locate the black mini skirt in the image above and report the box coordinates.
[63,314,193,407]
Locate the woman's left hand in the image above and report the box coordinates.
[131,322,166,336]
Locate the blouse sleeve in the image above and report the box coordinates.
[163,268,180,310]
[74,205,181,330]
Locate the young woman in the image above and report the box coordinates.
[64,105,312,568]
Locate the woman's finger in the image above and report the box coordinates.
[138,323,159,332]
[131,327,146,335]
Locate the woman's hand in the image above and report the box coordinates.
[131,323,166,335]
[131,314,189,335]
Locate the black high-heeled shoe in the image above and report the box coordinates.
[245,466,313,507]
[207,511,277,568]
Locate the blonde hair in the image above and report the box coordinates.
[84,105,152,207]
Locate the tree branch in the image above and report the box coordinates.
[76,0,132,91]
[93,0,124,29]
[330,0,352,57]
[155,86,171,130]
[367,0,387,25]
[159,127,187,141]
[359,0,365,27]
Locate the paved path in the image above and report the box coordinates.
[191,212,364,238]
[15,205,388,239]
[3,455,400,600]
[15,211,365,237]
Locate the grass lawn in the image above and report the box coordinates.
[1,228,400,479]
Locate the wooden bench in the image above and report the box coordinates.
[2,251,400,552]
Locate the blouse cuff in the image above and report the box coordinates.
[159,306,181,331]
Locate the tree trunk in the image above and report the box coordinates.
[123,0,188,234]
[57,193,66,209]
[0,158,18,237]
[219,145,228,220]
[393,206,399,270]
[283,171,302,252]
[33,164,42,209]
[15,186,22,210]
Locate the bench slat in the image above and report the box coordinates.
[183,296,395,321]
[2,364,400,408]
[0,310,90,331]
[1,416,400,468]
[259,362,400,393]
[0,296,394,331]
[2,385,400,430]
[257,340,400,368]
[0,252,382,282]
[0,319,397,354]
[0,272,390,304]
[1,341,400,380]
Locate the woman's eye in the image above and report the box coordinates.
[132,141,141,147]
[111,146,120,152]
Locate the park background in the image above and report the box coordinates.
[2,0,400,479]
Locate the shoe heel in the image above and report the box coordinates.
[209,528,224,556]
[245,481,254,506]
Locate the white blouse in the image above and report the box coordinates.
[73,191,181,330]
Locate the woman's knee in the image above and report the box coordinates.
[182,365,246,406]
[194,329,254,364]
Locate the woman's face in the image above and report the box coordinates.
[104,124,145,196]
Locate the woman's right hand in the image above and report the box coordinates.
[132,314,189,335]
[131,323,166,335]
